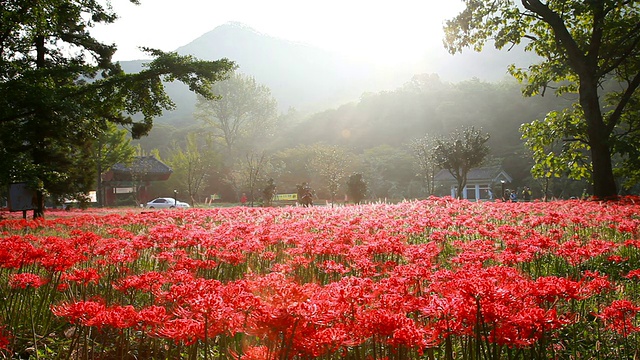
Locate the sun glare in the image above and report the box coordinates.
[93,0,464,66]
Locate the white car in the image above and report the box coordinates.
[145,197,190,209]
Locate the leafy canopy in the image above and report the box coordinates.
[444,0,640,198]
[433,127,490,199]
[0,0,235,213]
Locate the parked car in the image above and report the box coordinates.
[145,197,190,209]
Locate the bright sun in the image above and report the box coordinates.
[94,0,464,66]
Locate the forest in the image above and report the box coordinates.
[132,72,585,205]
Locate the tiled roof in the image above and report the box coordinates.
[111,156,172,175]
[103,156,173,182]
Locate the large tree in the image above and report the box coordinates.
[93,122,136,207]
[410,134,439,196]
[309,144,350,206]
[433,127,490,200]
[194,72,278,155]
[0,0,234,217]
[165,133,221,205]
[444,0,640,199]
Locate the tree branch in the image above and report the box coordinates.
[599,23,640,76]
[521,0,588,76]
[605,72,640,134]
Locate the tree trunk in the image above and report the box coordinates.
[580,81,618,199]
[33,190,45,219]
[457,176,467,200]
[97,143,104,207]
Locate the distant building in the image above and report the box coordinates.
[101,156,172,206]
[434,166,512,201]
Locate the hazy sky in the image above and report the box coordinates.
[92,0,465,65]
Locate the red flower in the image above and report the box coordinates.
[0,325,11,351]
[625,269,640,279]
[596,299,640,336]
[51,300,107,325]
[61,268,101,285]
[9,273,48,289]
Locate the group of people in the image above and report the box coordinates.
[503,186,532,202]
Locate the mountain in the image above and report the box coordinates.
[119,22,540,126]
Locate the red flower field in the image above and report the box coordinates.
[1,198,639,359]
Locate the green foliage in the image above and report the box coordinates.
[93,122,136,207]
[521,106,591,181]
[0,0,235,216]
[164,133,221,204]
[231,151,273,206]
[410,134,439,196]
[94,123,136,171]
[195,71,278,155]
[138,75,577,199]
[359,145,416,200]
[346,173,367,204]
[444,0,640,198]
[262,178,277,207]
[309,144,350,203]
[433,127,491,199]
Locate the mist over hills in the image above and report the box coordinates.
[119,22,540,125]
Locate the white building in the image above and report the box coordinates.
[434,166,513,201]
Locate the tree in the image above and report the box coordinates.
[433,127,490,200]
[0,0,234,218]
[165,133,221,205]
[262,178,277,207]
[195,72,278,155]
[309,144,350,206]
[94,122,136,207]
[271,145,315,192]
[359,145,416,200]
[410,134,439,196]
[444,0,640,199]
[346,173,367,204]
[520,107,592,200]
[231,151,271,207]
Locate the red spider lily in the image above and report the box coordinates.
[0,235,45,269]
[51,300,107,325]
[596,299,640,336]
[156,315,204,345]
[61,268,101,285]
[3,197,640,359]
[555,238,619,266]
[9,273,49,289]
[158,277,252,343]
[497,229,558,265]
[113,271,166,294]
[581,271,614,296]
[136,305,169,324]
[84,304,139,329]
[625,269,640,279]
[37,236,89,272]
[0,325,11,351]
[451,239,498,265]
[624,239,640,249]
[230,345,277,360]
[427,266,572,346]
[531,276,584,303]
[317,260,351,275]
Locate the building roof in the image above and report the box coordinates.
[102,156,173,182]
[434,166,512,183]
